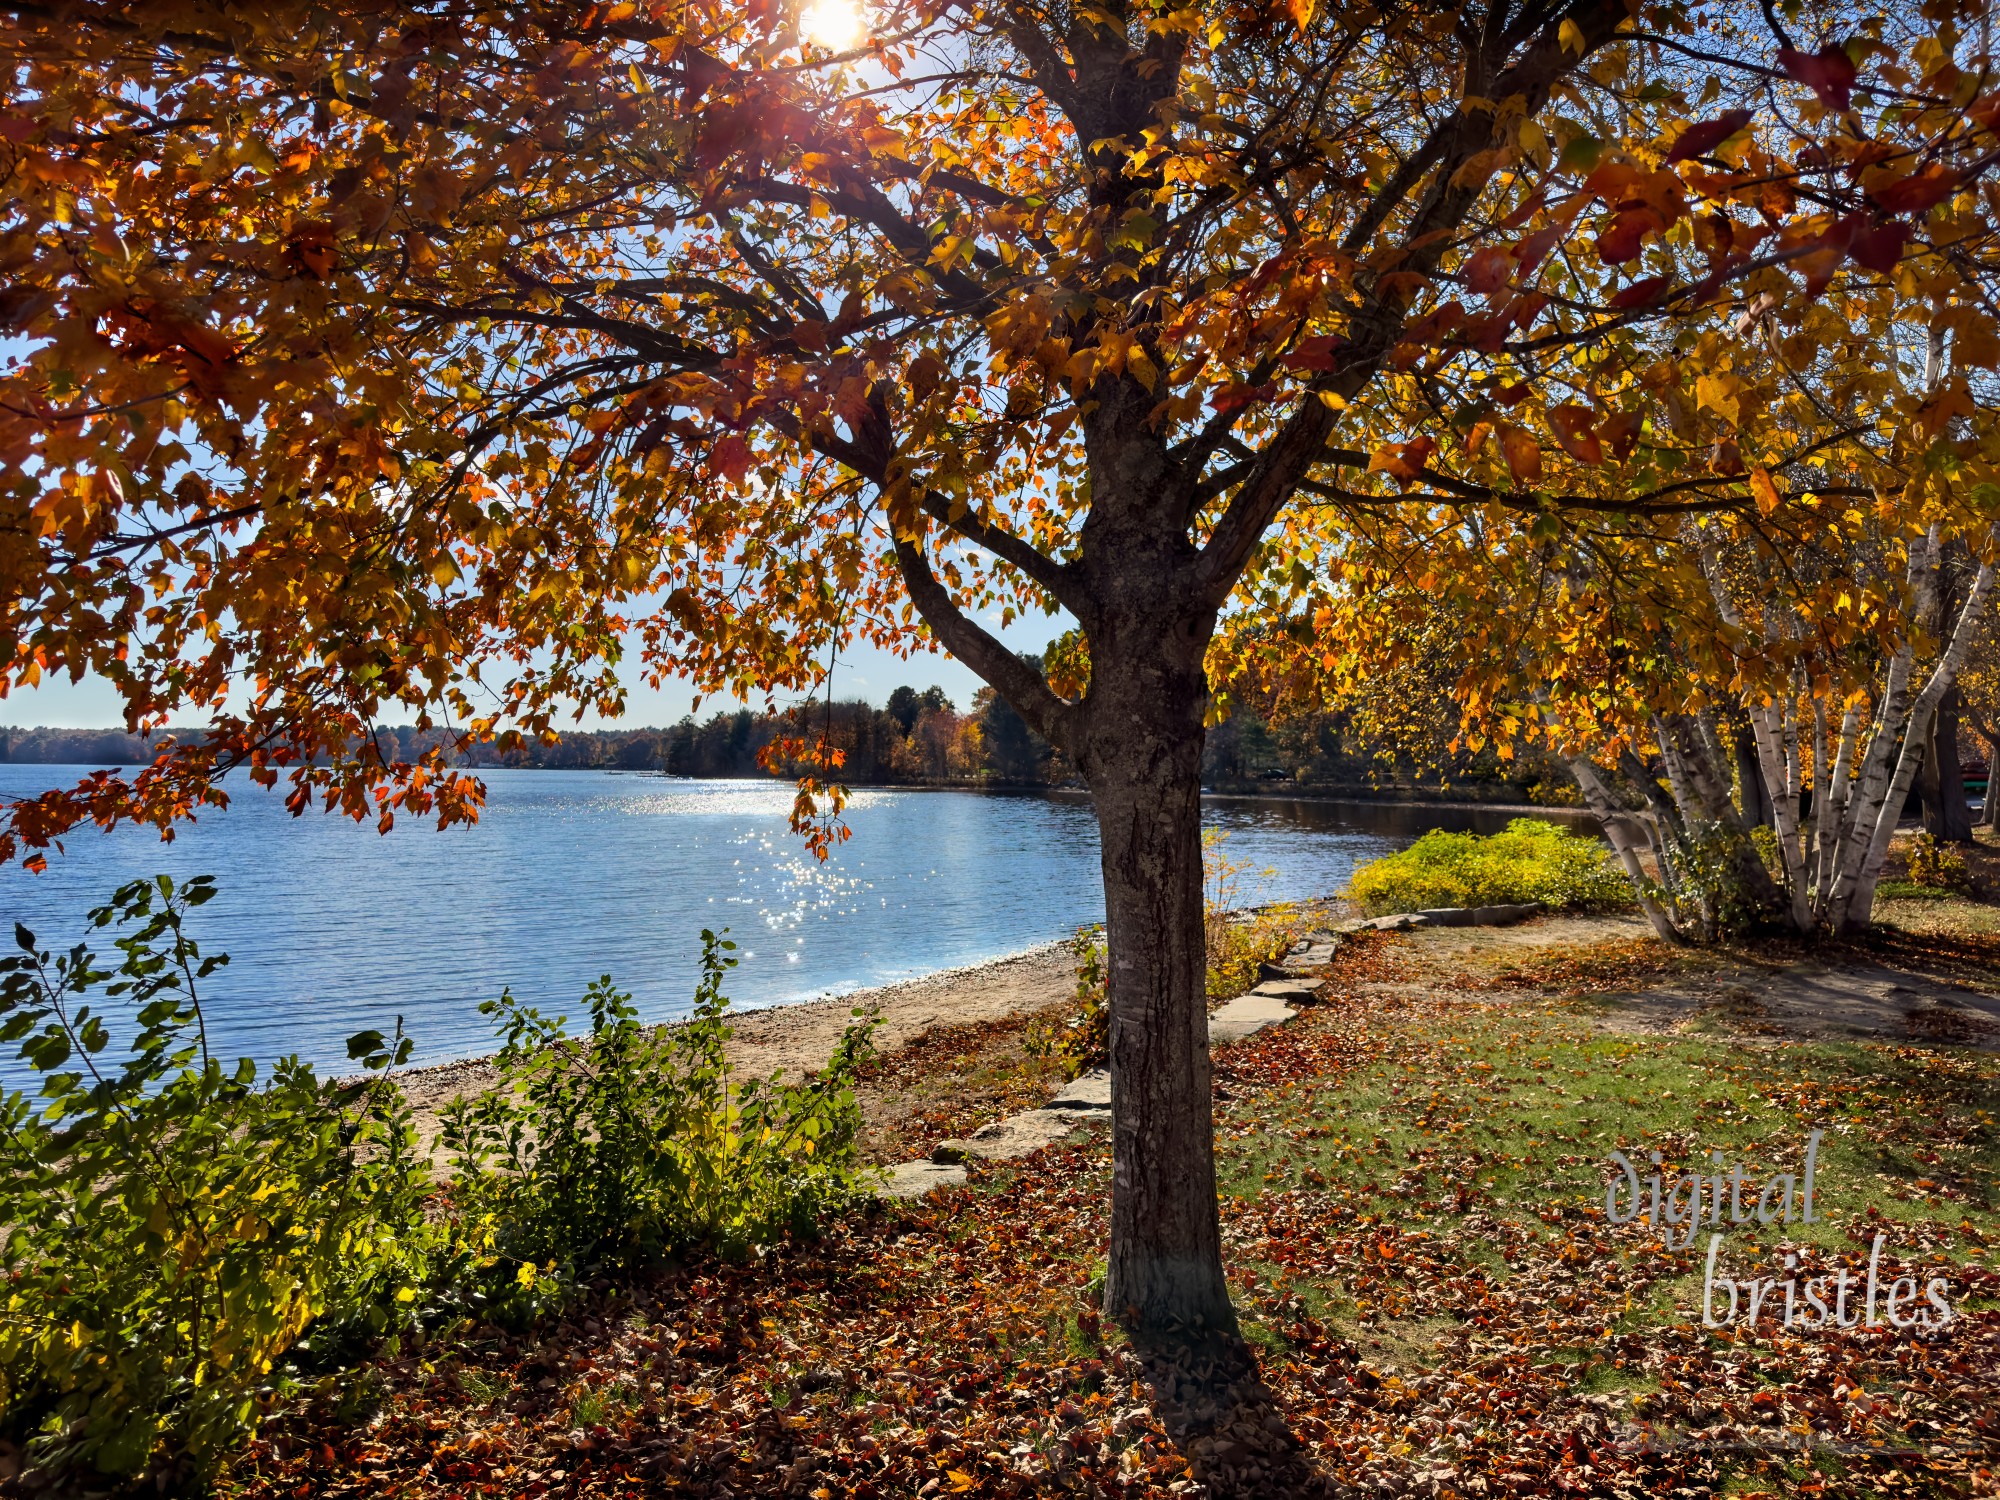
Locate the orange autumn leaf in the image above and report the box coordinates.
[1368,436,1437,490]
[1500,426,1542,485]
[1547,405,1604,465]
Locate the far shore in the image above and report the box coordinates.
[1,758,1592,817]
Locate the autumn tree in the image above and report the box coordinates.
[7,0,2000,1467]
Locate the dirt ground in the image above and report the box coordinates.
[1344,869,2000,1053]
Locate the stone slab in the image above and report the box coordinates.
[1208,992,1298,1045]
[1251,978,1323,1004]
[880,1160,967,1198]
[1340,902,1544,933]
[946,1110,1088,1161]
[1044,1067,1112,1112]
[1339,913,1416,932]
[880,992,1305,1197]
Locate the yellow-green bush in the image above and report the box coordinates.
[1905,831,1973,892]
[1201,830,1299,998]
[0,878,434,1487]
[1344,818,1631,917]
[1024,927,1110,1079]
[1,881,875,1493]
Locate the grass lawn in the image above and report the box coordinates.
[220,919,2000,1500]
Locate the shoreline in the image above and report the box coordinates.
[389,939,1079,1151]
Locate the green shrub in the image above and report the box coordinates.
[1906,831,1972,892]
[439,930,879,1307]
[1,883,881,1491]
[1026,927,1110,1079]
[0,877,432,1488]
[1344,818,1631,917]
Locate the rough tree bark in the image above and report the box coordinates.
[1066,471,1238,1341]
[1919,683,1974,842]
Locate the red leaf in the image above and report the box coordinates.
[1596,207,1663,265]
[1849,219,1910,274]
[1868,166,1961,217]
[1597,410,1644,460]
[1400,299,1466,347]
[1463,246,1516,297]
[1778,45,1858,112]
[1793,218,1855,298]
[1665,108,1754,165]
[1209,382,1274,415]
[1288,333,1347,372]
[709,434,754,484]
[1512,224,1567,278]
[1608,275,1670,309]
[1504,290,1550,330]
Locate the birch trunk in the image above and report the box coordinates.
[1840,560,1997,928]
[1564,753,1683,942]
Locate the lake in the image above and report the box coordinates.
[0,769,1582,1079]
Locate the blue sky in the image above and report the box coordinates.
[0,613,1068,729]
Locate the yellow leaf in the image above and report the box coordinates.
[1956,320,2000,369]
[1126,346,1159,392]
[1558,18,1586,54]
[1695,373,1739,427]
[946,1471,979,1493]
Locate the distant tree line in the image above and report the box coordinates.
[0,660,1072,789]
[1,694,1577,803]
[1202,708,1582,804]
[656,672,1067,785]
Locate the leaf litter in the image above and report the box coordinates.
[218,930,2000,1500]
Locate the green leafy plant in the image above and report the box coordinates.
[1026,927,1112,1080]
[1202,830,1299,999]
[1905,831,1973,892]
[1345,818,1631,917]
[439,930,879,1307]
[0,876,432,1488]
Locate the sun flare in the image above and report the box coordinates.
[800,0,866,50]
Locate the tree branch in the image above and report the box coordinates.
[892,533,1077,750]
[1186,0,1634,608]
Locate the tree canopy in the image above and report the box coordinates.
[6,0,1992,862]
[9,0,2000,1465]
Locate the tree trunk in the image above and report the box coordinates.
[1086,641,1238,1345]
[1733,726,1773,828]
[1928,684,1974,842]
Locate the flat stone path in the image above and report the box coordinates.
[879,982,1314,1198]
